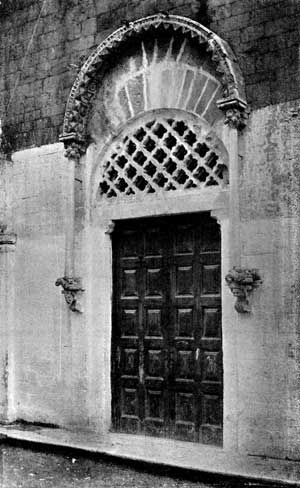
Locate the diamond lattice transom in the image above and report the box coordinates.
[99,118,228,199]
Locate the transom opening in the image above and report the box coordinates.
[98,116,228,200]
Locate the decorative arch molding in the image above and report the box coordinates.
[60,14,248,160]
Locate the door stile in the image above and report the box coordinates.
[165,224,176,435]
[111,234,121,431]
[143,224,169,437]
[198,220,222,445]
[194,223,203,443]
[138,230,145,432]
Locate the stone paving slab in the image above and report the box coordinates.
[0,424,300,486]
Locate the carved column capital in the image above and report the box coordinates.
[62,139,87,162]
[225,267,262,313]
[217,97,249,130]
[55,276,84,313]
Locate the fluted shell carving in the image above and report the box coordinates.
[60,14,248,158]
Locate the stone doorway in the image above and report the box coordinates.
[111,213,223,445]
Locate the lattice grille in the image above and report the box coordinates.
[99,118,228,199]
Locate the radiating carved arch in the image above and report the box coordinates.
[60,14,248,160]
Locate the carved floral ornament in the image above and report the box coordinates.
[225,267,262,313]
[60,14,249,161]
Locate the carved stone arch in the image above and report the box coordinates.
[60,14,248,161]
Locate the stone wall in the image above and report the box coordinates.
[1,0,300,151]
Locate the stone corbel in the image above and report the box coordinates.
[225,267,262,313]
[217,97,249,130]
[55,276,84,313]
[60,134,87,162]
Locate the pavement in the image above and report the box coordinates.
[1,425,300,486]
[0,440,297,488]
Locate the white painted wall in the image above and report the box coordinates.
[1,101,300,468]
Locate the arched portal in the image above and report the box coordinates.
[60,14,248,160]
[61,14,247,449]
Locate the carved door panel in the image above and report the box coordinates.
[112,214,222,445]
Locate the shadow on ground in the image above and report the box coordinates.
[0,440,296,488]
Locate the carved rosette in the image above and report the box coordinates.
[60,14,248,158]
[55,276,84,313]
[225,267,262,313]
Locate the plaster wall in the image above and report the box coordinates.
[233,101,300,460]
[5,143,81,427]
[0,158,15,421]
[1,100,300,463]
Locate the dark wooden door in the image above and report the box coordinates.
[111,214,222,445]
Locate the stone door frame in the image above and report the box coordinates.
[80,118,241,455]
[83,180,239,451]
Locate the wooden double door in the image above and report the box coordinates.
[111,213,222,445]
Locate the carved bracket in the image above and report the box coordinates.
[55,276,84,313]
[225,267,262,313]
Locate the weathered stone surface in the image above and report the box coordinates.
[1,0,300,151]
[240,100,300,220]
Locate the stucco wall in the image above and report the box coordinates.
[5,144,82,427]
[1,99,299,461]
[234,101,300,459]
[0,158,15,421]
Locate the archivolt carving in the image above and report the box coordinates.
[60,14,248,158]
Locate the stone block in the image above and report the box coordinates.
[81,17,96,37]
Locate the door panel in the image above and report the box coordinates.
[112,213,222,445]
